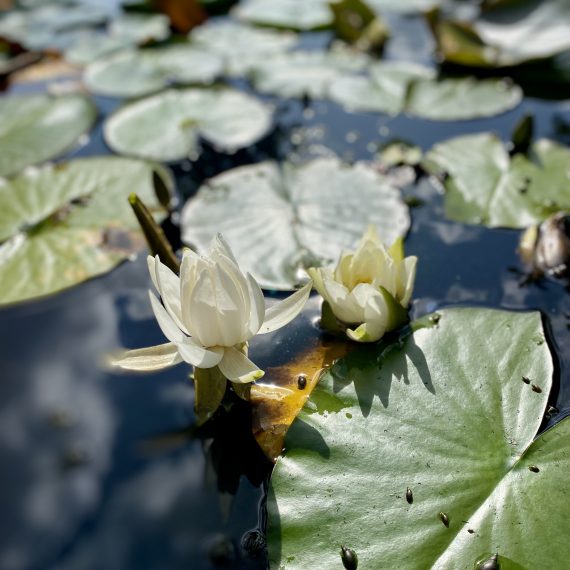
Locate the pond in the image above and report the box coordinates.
[0,1,569,569]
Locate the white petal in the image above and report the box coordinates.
[218,346,265,383]
[179,249,206,335]
[149,290,185,343]
[258,281,312,335]
[399,256,417,307]
[188,269,224,347]
[154,255,188,334]
[246,273,266,336]
[209,233,239,266]
[322,279,362,324]
[147,255,159,291]
[109,342,182,371]
[176,338,224,368]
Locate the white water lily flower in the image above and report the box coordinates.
[112,234,312,383]
[308,226,417,343]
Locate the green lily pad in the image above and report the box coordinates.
[190,21,297,77]
[104,87,272,162]
[84,46,223,98]
[0,93,97,178]
[0,157,172,305]
[431,0,570,68]
[422,133,570,228]
[0,4,110,51]
[233,0,333,30]
[367,0,440,12]
[268,307,567,568]
[108,13,171,44]
[180,157,410,290]
[251,48,370,99]
[328,62,522,119]
[65,33,132,66]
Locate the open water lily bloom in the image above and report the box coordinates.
[112,235,312,383]
[308,226,417,343]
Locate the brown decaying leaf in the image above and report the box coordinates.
[251,335,352,461]
[151,0,207,33]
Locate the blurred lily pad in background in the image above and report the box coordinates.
[0,93,96,178]
[104,87,273,161]
[181,156,410,290]
[84,45,223,98]
[0,158,172,305]
[268,308,569,568]
[423,133,570,228]
[329,61,522,119]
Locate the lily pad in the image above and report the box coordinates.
[422,133,570,228]
[367,0,440,12]
[84,46,223,98]
[431,0,570,68]
[233,0,333,30]
[251,48,370,99]
[329,62,522,119]
[267,307,567,568]
[180,157,410,290]
[108,13,171,44]
[0,157,172,305]
[104,88,272,162]
[190,21,297,77]
[0,93,97,178]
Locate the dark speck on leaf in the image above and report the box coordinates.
[531,384,542,393]
[477,553,500,570]
[439,512,449,527]
[297,374,307,390]
[406,487,413,504]
[340,546,358,570]
[522,376,530,384]
[467,529,475,534]
[528,465,540,473]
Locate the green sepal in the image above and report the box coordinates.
[387,236,404,263]
[379,286,409,332]
[232,382,252,401]
[510,113,534,156]
[320,300,347,336]
[193,366,227,426]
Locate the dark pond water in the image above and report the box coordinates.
[1,11,570,570]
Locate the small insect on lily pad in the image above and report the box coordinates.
[0,93,97,178]
[180,156,410,290]
[84,45,223,98]
[0,157,173,305]
[104,88,273,162]
[422,133,570,228]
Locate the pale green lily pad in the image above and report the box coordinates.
[104,88,273,161]
[0,93,97,178]
[84,46,223,98]
[180,157,410,290]
[65,33,132,66]
[0,4,109,51]
[329,62,522,119]
[251,48,370,99]
[190,21,297,77]
[268,307,566,568]
[233,0,333,30]
[422,133,570,228]
[432,0,570,68]
[0,157,172,305]
[368,0,440,12]
[108,13,171,44]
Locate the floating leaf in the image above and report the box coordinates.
[251,48,370,99]
[180,157,410,290]
[84,46,223,98]
[0,157,172,305]
[0,93,97,178]
[233,0,333,30]
[431,0,570,68]
[377,140,422,168]
[104,87,272,162]
[108,13,171,44]
[65,33,132,66]
[329,62,522,119]
[190,20,297,77]
[422,133,570,228]
[267,308,566,568]
[367,0,440,12]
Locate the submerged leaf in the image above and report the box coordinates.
[0,93,96,177]
[0,158,172,304]
[180,157,410,290]
[267,308,562,568]
[194,366,227,426]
